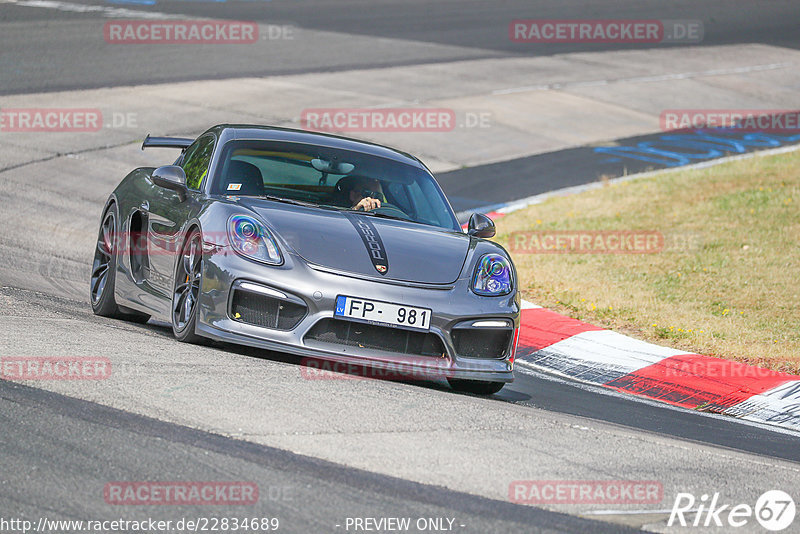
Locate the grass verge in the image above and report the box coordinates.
[495,149,800,373]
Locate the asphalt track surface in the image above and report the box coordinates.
[1,287,799,532]
[1,380,628,534]
[3,1,800,532]
[1,0,800,94]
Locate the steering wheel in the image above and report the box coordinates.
[372,203,412,221]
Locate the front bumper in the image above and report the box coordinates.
[197,247,518,383]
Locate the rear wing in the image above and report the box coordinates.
[141,134,194,151]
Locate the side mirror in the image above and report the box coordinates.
[152,165,187,201]
[467,213,496,238]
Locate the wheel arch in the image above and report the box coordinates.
[171,219,204,283]
[100,194,118,220]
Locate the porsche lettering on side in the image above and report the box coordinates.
[90,125,519,394]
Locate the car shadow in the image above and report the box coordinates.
[138,318,521,399]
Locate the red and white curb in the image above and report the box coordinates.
[514,302,800,433]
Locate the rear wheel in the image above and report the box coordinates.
[447,378,505,395]
[172,229,205,343]
[90,204,150,323]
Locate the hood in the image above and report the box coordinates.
[239,199,470,284]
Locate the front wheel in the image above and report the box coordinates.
[90,204,150,323]
[171,229,205,343]
[447,378,505,395]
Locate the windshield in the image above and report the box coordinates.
[210,139,460,231]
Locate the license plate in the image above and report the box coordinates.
[334,296,431,331]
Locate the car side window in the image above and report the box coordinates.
[181,135,215,191]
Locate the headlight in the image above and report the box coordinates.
[227,215,282,265]
[471,253,513,296]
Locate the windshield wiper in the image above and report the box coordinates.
[263,195,346,212]
[348,209,412,223]
[263,195,317,207]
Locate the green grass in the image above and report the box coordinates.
[496,150,800,374]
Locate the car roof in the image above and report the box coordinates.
[206,124,427,170]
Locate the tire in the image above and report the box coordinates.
[171,228,205,343]
[447,378,505,395]
[90,203,151,323]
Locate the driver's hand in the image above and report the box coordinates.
[353,197,381,211]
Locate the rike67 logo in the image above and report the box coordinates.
[669,490,796,531]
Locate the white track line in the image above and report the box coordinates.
[3,0,190,19]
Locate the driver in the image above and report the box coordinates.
[341,176,385,212]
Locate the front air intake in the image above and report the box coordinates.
[230,288,307,330]
[451,327,512,359]
[304,319,446,358]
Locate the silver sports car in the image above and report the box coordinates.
[91,125,519,394]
